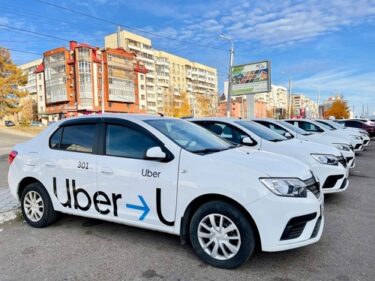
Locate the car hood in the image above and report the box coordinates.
[205,147,313,180]
[261,138,342,157]
[303,133,350,146]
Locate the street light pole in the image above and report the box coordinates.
[220,35,234,117]
[288,78,292,118]
[101,56,105,114]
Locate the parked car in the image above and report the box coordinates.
[8,114,324,269]
[336,119,375,138]
[190,117,349,194]
[316,119,370,147]
[253,118,356,168]
[4,120,15,127]
[284,119,364,153]
[30,121,44,127]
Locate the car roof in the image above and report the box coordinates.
[188,117,240,122]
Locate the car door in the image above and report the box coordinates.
[43,119,99,217]
[96,118,179,232]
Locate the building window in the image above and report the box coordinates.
[140,74,144,80]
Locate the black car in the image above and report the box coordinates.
[337,120,375,138]
[4,120,15,127]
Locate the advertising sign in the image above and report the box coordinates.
[231,60,271,96]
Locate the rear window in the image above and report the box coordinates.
[50,124,96,153]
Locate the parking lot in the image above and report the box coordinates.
[0,130,374,281]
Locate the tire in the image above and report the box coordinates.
[189,200,255,269]
[21,182,57,228]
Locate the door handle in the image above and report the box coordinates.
[101,167,113,175]
[45,161,56,168]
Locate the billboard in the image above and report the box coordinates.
[231,60,271,96]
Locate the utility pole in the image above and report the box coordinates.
[288,79,292,118]
[220,35,234,117]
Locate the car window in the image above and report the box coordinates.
[105,124,160,159]
[255,121,291,137]
[146,119,235,154]
[235,121,287,141]
[277,121,311,135]
[49,127,63,149]
[200,122,252,145]
[297,121,324,132]
[60,124,96,153]
[346,121,361,128]
[316,120,336,130]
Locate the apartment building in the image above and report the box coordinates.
[105,29,218,116]
[292,94,318,118]
[19,59,47,121]
[40,41,145,120]
[255,85,288,118]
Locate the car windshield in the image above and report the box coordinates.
[145,119,236,154]
[277,120,312,136]
[330,121,345,129]
[235,121,287,142]
[316,120,337,130]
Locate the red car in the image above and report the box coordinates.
[337,120,375,138]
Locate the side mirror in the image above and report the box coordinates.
[241,137,253,145]
[145,146,166,160]
[284,132,293,139]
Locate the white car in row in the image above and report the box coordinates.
[252,119,356,168]
[284,119,364,153]
[8,114,324,269]
[189,118,349,194]
[316,119,371,147]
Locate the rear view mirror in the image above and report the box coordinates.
[146,146,166,160]
[241,137,253,145]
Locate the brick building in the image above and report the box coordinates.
[37,41,146,120]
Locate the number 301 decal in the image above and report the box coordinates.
[78,161,89,169]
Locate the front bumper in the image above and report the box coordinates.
[247,183,324,252]
[311,163,349,194]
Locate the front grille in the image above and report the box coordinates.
[304,177,320,198]
[337,156,347,168]
[350,145,354,151]
[364,140,369,145]
[355,144,361,149]
[322,175,344,189]
[310,216,322,238]
[340,178,348,189]
[281,213,317,240]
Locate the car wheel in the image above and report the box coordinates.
[21,182,57,228]
[189,200,255,269]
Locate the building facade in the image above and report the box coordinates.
[291,94,319,118]
[36,41,146,120]
[105,29,218,116]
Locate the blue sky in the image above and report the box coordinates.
[1,0,375,116]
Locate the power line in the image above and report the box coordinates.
[2,48,41,56]
[0,24,70,42]
[35,0,227,51]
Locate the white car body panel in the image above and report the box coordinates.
[8,114,323,254]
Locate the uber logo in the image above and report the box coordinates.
[53,178,121,216]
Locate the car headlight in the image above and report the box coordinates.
[259,178,307,198]
[350,135,362,140]
[311,154,339,165]
[333,143,351,151]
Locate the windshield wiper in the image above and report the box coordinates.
[192,147,231,154]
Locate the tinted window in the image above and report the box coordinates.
[60,124,96,153]
[235,121,287,142]
[255,121,291,137]
[297,121,324,132]
[277,121,311,135]
[199,122,252,145]
[49,127,63,149]
[106,124,159,159]
[345,121,361,128]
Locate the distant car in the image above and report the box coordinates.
[337,120,375,138]
[30,121,43,127]
[4,120,15,127]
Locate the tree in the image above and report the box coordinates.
[19,97,34,126]
[163,91,191,117]
[196,94,211,117]
[0,47,28,121]
[324,99,350,119]
[174,92,191,118]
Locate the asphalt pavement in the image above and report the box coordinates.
[0,130,374,281]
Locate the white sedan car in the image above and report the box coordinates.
[8,114,323,269]
[190,117,349,194]
[253,118,356,168]
[316,119,370,147]
[284,119,364,153]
